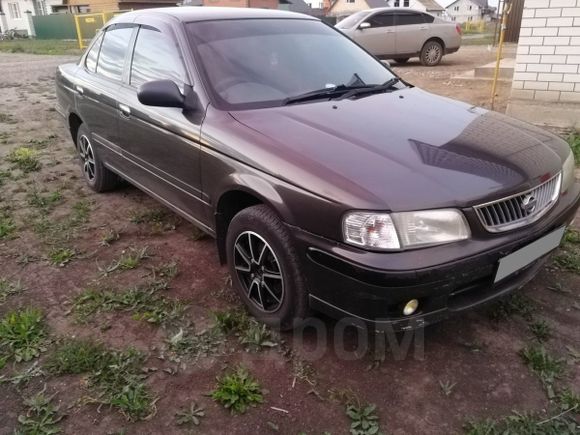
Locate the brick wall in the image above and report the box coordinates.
[510,0,580,105]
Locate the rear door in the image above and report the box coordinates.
[352,11,396,57]
[394,11,430,55]
[74,24,134,163]
[115,24,205,222]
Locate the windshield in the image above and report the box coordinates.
[186,19,397,110]
[336,11,370,29]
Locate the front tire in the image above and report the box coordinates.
[76,124,119,192]
[226,205,309,330]
[420,40,443,66]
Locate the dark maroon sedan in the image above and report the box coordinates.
[55,7,579,331]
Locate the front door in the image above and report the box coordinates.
[116,25,205,222]
[353,11,396,57]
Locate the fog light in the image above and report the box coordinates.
[403,299,419,316]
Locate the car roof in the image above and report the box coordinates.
[109,6,316,24]
[359,6,431,13]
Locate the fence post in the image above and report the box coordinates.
[74,15,84,49]
[0,12,8,34]
[24,11,36,37]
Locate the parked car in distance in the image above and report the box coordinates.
[336,7,462,66]
[56,7,579,332]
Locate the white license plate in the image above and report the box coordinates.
[494,227,566,283]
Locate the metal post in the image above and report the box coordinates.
[490,1,511,111]
[74,14,83,49]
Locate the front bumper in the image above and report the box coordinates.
[293,182,580,331]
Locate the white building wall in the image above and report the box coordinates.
[446,0,486,23]
[507,0,580,128]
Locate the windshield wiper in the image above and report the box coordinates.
[335,78,401,101]
[282,84,373,106]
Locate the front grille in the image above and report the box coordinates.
[475,173,561,233]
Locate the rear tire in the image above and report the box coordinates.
[76,124,119,192]
[226,205,309,330]
[420,40,443,66]
[394,58,410,64]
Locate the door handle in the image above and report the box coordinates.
[420,26,428,30]
[118,103,131,118]
[75,85,84,95]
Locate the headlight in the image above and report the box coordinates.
[343,209,470,251]
[561,151,576,194]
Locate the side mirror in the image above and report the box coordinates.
[138,80,185,108]
[359,22,371,30]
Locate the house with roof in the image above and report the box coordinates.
[445,0,493,23]
[0,0,67,35]
[328,0,444,19]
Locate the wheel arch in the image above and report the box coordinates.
[214,182,289,265]
[423,36,445,51]
[68,112,83,147]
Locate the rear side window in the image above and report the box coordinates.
[395,12,425,26]
[422,13,435,23]
[96,24,134,81]
[130,27,186,88]
[367,12,395,28]
[85,32,104,72]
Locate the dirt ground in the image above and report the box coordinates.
[0,46,578,435]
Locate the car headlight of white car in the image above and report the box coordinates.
[343,209,470,251]
[561,151,576,195]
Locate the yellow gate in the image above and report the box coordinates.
[74,11,131,49]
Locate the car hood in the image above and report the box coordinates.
[229,87,567,211]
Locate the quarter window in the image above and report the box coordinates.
[85,32,104,73]
[96,24,134,81]
[130,27,186,88]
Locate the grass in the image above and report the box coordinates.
[567,133,580,165]
[46,339,154,420]
[211,366,264,414]
[130,208,180,233]
[73,282,185,326]
[100,228,120,246]
[17,388,64,434]
[488,293,535,321]
[0,212,16,239]
[213,308,277,351]
[529,320,552,342]
[27,188,62,212]
[48,247,76,267]
[462,35,495,46]
[175,402,205,428]
[0,278,24,303]
[45,339,107,375]
[465,410,579,434]
[0,308,47,362]
[0,39,83,56]
[520,345,564,398]
[553,229,580,274]
[346,403,381,435]
[32,200,92,245]
[166,327,224,361]
[558,388,580,413]
[102,247,150,274]
[6,147,41,173]
[0,170,12,187]
[0,112,17,124]
[439,380,457,397]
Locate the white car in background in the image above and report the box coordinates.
[336,8,462,66]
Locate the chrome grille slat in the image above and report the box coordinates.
[474,173,561,233]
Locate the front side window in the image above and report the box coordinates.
[367,12,395,27]
[85,32,104,73]
[336,11,371,29]
[187,19,398,110]
[96,24,134,81]
[130,27,186,88]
